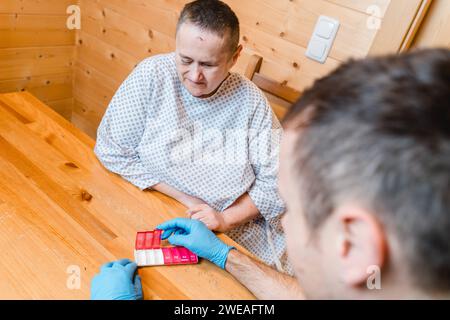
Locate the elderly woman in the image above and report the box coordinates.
[94,0,290,274]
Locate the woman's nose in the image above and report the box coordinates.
[190,66,204,82]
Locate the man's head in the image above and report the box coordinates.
[175,0,242,98]
[279,49,450,299]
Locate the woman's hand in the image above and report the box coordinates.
[186,204,229,233]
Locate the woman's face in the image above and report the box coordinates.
[175,22,241,98]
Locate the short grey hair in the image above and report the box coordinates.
[176,0,240,54]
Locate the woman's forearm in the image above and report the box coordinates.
[152,182,205,207]
[222,193,261,230]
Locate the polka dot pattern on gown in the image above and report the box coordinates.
[94,52,292,274]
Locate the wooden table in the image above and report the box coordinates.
[0,91,255,299]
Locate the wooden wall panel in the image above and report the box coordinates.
[0,47,74,80]
[229,0,382,61]
[369,0,430,55]
[412,0,450,49]
[0,14,74,48]
[0,0,75,120]
[326,0,390,17]
[0,0,76,15]
[0,0,432,136]
[75,0,417,137]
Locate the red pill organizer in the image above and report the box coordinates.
[134,230,199,266]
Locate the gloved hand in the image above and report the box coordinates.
[90,258,143,300]
[157,218,235,269]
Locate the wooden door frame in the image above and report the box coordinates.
[369,0,433,55]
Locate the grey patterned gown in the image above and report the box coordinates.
[94,52,292,274]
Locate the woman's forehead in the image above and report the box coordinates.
[176,23,230,58]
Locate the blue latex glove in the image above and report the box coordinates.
[157,218,234,269]
[90,258,143,300]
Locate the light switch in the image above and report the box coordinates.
[308,40,326,59]
[316,20,334,39]
[305,15,340,64]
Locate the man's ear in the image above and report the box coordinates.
[335,205,387,287]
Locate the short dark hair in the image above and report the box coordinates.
[176,0,240,54]
[283,48,450,292]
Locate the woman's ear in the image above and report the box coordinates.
[335,205,387,287]
[230,44,243,67]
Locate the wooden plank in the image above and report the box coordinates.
[73,29,138,130]
[0,0,74,15]
[0,73,72,100]
[45,98,73,120]
[79,0,174,61]
[96,0,181,39]
[0,29,74,48]
[71,96,105,136]
[244,54,263,80]
[0,99,32,124]
[0,92,94,148]
[253,73,301,104]
[325,0,390,17]
[73,65,116,114]
[0,13,69,29]
[0,156,114,299]
[400,0,433,52]
[71,108,100,140]
[412,0,450,48]
[227,0,379,61]
[23,81,72,102]
[0,7,75,119]
[237,35,340,91]
[76,31,136,86]
[369,0,427,55]
[0,95,176,300]
[0,108,119,247]
[0,46,74,81]
[72,58,122,130]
